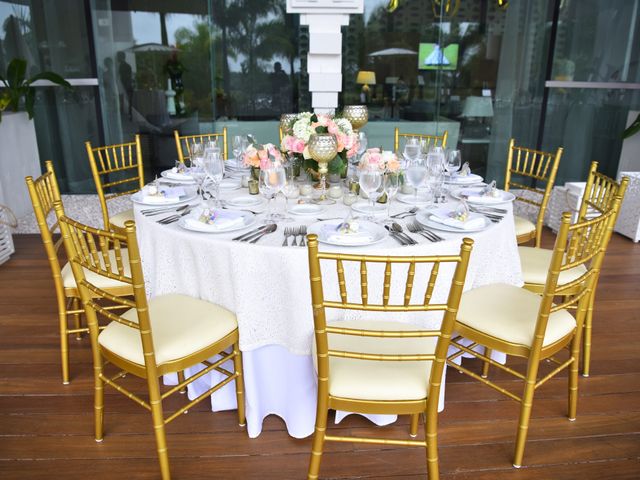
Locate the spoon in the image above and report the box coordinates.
[391,222,418,245]
[248,224,278,243]
[390,207,418,219]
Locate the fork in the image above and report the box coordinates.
[282,227,292,247]
[298,225,307,247]
[157,207,192,224]
[407,221,444,242]
[290,227,298,247]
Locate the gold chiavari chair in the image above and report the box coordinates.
[25,161,132,384]
[306,235,474,480]
[393,128,448,152]
[519,162,629,377]
[85,135,144,231]
[55,211,246,480]
[174,127,228,163]
[446,204,622,468]
[504,139,563,247]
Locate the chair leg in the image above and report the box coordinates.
[177,371,186,394]
[409,413,420,437]
[568,338,580,421]
[482,347,492,378]
[513,362,539,468]
[424,408,439,480]
[307,396,329,480]
[233,343,246,427]
[148,377,171,480]
[582,292,595,377]
[94,360,104,442]
[59,308,70,385]
[71,297,82,340]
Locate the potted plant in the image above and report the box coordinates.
[0,58,70,222]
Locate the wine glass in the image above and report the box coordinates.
[383,172,400,223]
[427,151,446,203]
[280,164,298,222]
[403,137,420,163]
[358,167,382,221]
[259,166,286,224]
[232,135,244,164]
[352,131,368,177]
[202,150,225,209]
[404,157,427,205]
[190,142,207,200]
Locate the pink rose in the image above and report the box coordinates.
[328,123,339,135]
[259,157,272,170]
[258,149,268,161]
[293,139,306,153]
[282,135,295,152]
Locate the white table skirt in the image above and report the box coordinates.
[135,187,523,437]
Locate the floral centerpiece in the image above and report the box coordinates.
[243,142,283,178]
[281,112,359,177]
[358,148,401,173]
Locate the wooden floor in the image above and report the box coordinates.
[1,232,639,479]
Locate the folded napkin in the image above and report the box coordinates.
[321,224,375,245]
[450,173,482,184]
[184,210,245,231]
[460,187,506,204]
[165,170,194,181]
[142,186,186,204]
[429,207,486,230]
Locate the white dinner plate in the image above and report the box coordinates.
[450,187,516,205]
[219,178,242,190]
[307,220,387,247]
[160,169,196,183]
[416,209,490,233]
[131,189,197,206]
[445,173,484,185]
[351,200,387,215]
[225,195,263,208]
[396,193,433,207]
[178,209,256,233]
[289,203,326,216]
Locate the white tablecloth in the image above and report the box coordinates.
[134,188,523,438]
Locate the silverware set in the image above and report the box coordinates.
[469,205,507,223]
[232,224,277,243]
[282,226,308,247]
[406,221,444,242]
[156,207,193,224]
[140,204,191,217]
[385,223,417,246]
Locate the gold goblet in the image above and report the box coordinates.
[342,105,369,132]
[279,113,298,142]
[308,133,338,205]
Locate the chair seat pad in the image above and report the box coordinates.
[110,208,135,229]
[519,246,588,286]
[457,284,576,348]
[99,294,237,366]
[514,215,536,237]
[317,319,437,402]
[61,248,131,290]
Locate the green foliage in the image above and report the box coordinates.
[622,113,640,139]
[0,58,71,122]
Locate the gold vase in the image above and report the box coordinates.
[308,133,338,205]
[342,105,369,132]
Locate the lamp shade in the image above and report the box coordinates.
[461,96,494,117]
[356,71,376,85]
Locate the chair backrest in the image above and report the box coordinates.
[174,127,228,163]
[307,235,473,405]
[394,128,448,152]
[55,209,158,378]
[532,200,622,355]
[504,139,563,247]
[25,161,67,295]
[85,135,144,229]
[578,161,629,222]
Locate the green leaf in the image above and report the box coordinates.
[24,88,35,119]
[6,58,27,89]
[622,113,640,139]
[28,71,71,89]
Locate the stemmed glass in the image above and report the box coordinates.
[383,172,400,223]
[190,142,207,201]
[427,151,446,203]
[358,167,383,221]
[404,157,428,205]
[280,164,298,222]
[259,165,286,224]
[232,135,244,164]
[202,150,225,209]
[403,137,420,163]
[444,149,461,195]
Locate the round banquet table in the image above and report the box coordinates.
[133,185,523,438]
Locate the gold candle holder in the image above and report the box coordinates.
[279,113,298,143]
[308,133,338,205]
[342,105,369,132]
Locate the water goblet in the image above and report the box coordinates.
[259,166,286,224]
[383,172,400,223]
[202,150,225,209]
[358,167,383,221]
[403,137,420,163]
[280,164,298,222]
[404,157,427,205]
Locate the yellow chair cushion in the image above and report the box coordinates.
[316,319,437,402]
[98,294,237,366]
[514,215,536,238]
[457,284,576,348]
[110,208,135,229]
[519,246,588,286]
[61,248,131,290]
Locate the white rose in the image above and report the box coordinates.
[334,118,353,134]
[293,119,312,142]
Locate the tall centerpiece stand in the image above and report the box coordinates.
[308,133,338,205]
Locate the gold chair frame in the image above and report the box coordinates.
[522,161,629,377]
[25,161,132,384]
[56,211,245,480]
[174,127,228,163]
[393,128,448,152]
[504,138,563,247]
[85,135,144,230]
[446,205,621,468]
[307,235,474,480]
